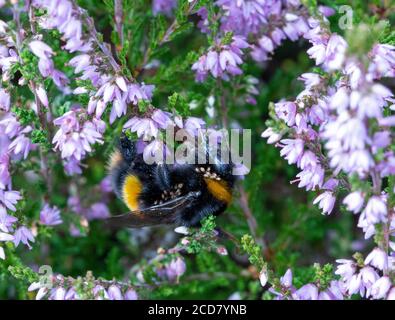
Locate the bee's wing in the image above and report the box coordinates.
[104,191,201,229]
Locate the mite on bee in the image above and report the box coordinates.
[106,134,235,228]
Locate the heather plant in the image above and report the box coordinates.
[0,0,394,300]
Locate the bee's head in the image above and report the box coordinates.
[118,133,136,163]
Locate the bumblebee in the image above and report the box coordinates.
[106,135,235,228]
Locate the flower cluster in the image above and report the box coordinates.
[52,108,104,174]
[192,35,249,81]
[268,269,345,300]
[263,16,395,298]
[28,273,138,300]
[336,249,395,299]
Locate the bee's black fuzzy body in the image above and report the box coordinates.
[109,136,235,227]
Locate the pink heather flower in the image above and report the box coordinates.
[370,277,392,299]
[259,269,268,287]
[318,281,345,300]
[52,287,66,300]
[192,35,248,81]
[0,88,10,111]
[29,40,53,60]
[0,114,21,139]
[93,285,109,300]
[294,283,318,300]
[295,165,324,191]
[364,248,387,271]
[36,86,49,107]
[40,204,63,226]
[362,196,387,224]
[279,139,304,165]
[0,231,14,242]
[280,269,293,288]
[359,266,379,297]
[387,287,395,300]
[261,128,282,144]
[369,44,395,78]
[313,191,336,215]
[343,191,364,213]
[8,128,34,159]
[64,157,83,176]
[0,206,17,232]
[52,110,103,161]
[335,259,356,282]
[0,190,21,211]
[108,285,123,300]
[124,289,138,300]
[166,257,186,281]
[143,139,171,164]
[0,154,10,189]
[275,101,297,126]
[13,226,35,249]
[65,288,78,300]
[123,110,173,141]
[38,57,54,77]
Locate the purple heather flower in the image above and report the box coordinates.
[152,0,177,17]
[0,154,10,190]
[0,113,21,139]
[0,88,10,111]
[343,191,364,213]
[364,248,387,271]
[295,165,324,191]
[52,110,103,161]
[165,257,186,281]
[13,226,35,249]
[279,139,304,165]
[192,35,248,81]
[280,269,293,288]
[100,176,113,193]
[29,40,53,60]
[335,259,356,282]
[370,277,391,299]
[40,204,63,226]
[261,128,282,144]
[259,269,268,287]
[0,231,14,242]
[0,190,21,211]
[123,110,173,141]
[93,285,109,300]
[36,86,49,107]
[362,196,387,225]
[52,287,66,300]
[275,101,297,126]
[124,289,138,300]
[313,191,336,215]
[318,281,345,300]
[8,128,34,159]
[387,287,395,300]
[369,44,395,78]
[65,288,78,300]
[108,285,123,300]
[86,202,110,220]
[294,283,318,300]
[64,157,83,176]
[0,205,17,232]
[359,266,379,297]
[38,57,54,77]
